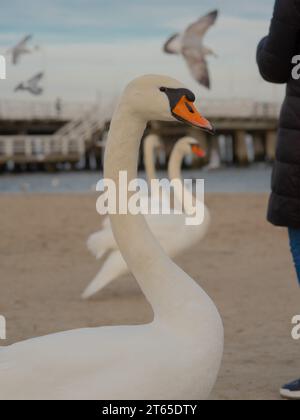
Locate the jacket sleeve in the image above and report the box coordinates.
[257,0,300,84]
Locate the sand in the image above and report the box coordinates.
[0,193,299,400]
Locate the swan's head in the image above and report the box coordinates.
[121,75,214,134]
[174,136,206,158]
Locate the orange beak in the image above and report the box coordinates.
[191,145,206,158]
[172,96,215,134]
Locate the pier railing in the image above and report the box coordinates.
[197,99,281,119]
[0,106,105,164]
[0,100,98,121]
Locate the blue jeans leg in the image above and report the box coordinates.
[288,228,300,286]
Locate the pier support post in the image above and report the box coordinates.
[62,137,68,156]
[234,130,249,165]
[44,138,51,157]
[252,133,265,162]
[5,138,13,158]
[265,130,277,162]
[207,135,221,169]
[24,137,32,157]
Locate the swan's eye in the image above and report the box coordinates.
[185,101,195,113]
[160,87,167,93]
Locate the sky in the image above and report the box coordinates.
[0,0,285,106]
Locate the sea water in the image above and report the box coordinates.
[0,165,272,194]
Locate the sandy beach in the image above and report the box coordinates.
[0,193,299,400]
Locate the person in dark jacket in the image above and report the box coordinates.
[257,0,300,400]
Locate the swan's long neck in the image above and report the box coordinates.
[105,102,210,325]
[168,147,196,214]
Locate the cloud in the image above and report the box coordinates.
[0,2,284,105]
[0,0,275,41]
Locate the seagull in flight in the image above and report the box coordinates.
[7,35,38,65]
[15,72,44,96]
[163,10,219,89]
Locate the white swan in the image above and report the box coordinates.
[83,136,210,299]
[0,75,223,400]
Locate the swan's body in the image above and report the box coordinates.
[83,137,211,299]
[0,75,223,400]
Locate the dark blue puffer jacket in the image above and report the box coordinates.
[257,0,300,228]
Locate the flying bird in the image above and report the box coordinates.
[163,10,219,89]
[7,35,38,65]
[14,72,44,96]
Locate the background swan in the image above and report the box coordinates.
[83,136,210,299]
[0,75,223,400]
[143,134,162,185]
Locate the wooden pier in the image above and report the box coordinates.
[0,102,106,170]
[0,99,280,171]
